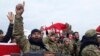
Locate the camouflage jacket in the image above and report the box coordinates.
[43,37,62,53]
[13,16,46,53]
[62,43,73,56]
[81,45,100,56]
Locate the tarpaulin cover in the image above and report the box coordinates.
[0,43,20,56]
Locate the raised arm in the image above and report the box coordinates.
[3,12,14,42]
[13,2,30,53]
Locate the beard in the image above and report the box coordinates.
[33,38,42,42]
[29,37,42,43]
[29,37,45,47]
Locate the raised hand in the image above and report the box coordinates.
[16,2,25,16]
[7,12,14,24]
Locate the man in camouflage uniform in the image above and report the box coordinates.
[13,2,47,54]
[43,32,63,56]
[79,29,100,56]
[73,32,81,56]
[62,38,73,56]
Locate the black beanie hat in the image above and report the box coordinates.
[31,29,41,35]
[0,29,3,34]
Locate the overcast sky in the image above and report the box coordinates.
[0,0,100,38]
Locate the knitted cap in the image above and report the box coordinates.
[31,29,41,34]
[85,29,97,37]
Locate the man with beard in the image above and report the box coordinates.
[29,29,48,52]
[13,2,47,54]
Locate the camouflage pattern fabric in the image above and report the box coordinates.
[81,45,100,56]
[13,16,45,53]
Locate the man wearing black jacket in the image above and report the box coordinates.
[0,12,14,43]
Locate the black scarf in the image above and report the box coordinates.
[29,37,48,51]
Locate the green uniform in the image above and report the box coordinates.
[73,40,81,56]
[81,45,100,56]
[62,38,73,56]
[13,16,45,53]
[43,37,58,52]
[43,37,63,53]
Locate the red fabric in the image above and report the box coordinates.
[0,43,20,56]
[96,25,100,32]
[45,23,68,30]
